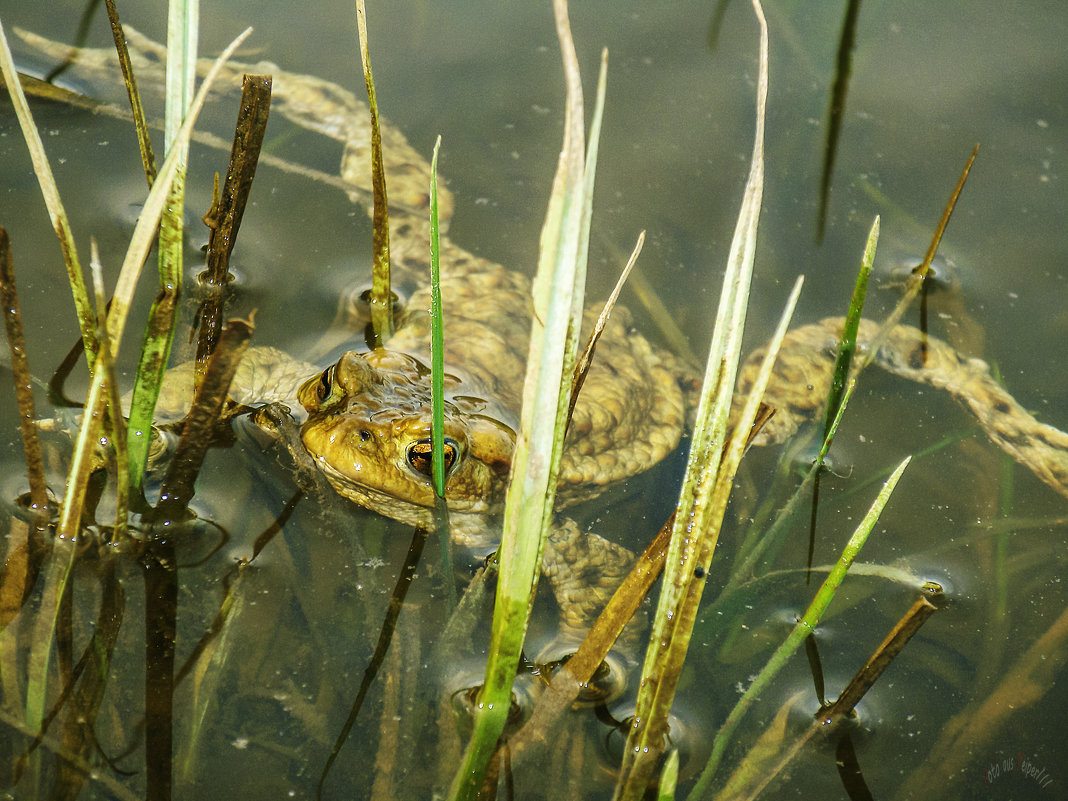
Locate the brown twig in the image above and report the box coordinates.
[857,144,980,373]
[567,230,644,429]
[508,512,674,765]
[195,74,272,382]
[0,228,49,521]
[713,583,945,801]
[150,317,254,524]
[819,581,944,723]
[892,596,1068,800]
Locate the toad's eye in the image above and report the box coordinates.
[406,438,458,478]
[315,366,335,402]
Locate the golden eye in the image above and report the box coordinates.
[315,365,335,402]
[406,438,458,478]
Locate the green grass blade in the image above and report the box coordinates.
[809,219,877,576]
[821,216,878,439]
[125,291,181,491]
[686,455,912,801]
[429,135,456,610]
[0,18,97,362]
[446,4,605,798]
[615,2,770,796]
[657,749,680,801]
[429,135,446,498]
[565,45,608,337]
[164,0,199,152]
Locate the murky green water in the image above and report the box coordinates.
[2,2,1066,799]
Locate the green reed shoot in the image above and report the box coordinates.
[429,135,447,499]
[446,4,607,797]
[808,217,878,575]
[658,749,680,801]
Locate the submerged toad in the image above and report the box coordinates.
[223,225,687,634]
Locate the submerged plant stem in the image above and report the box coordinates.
[319,525,428,800]
[816,0,861,242]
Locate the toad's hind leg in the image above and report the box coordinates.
[540,518,640,643]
